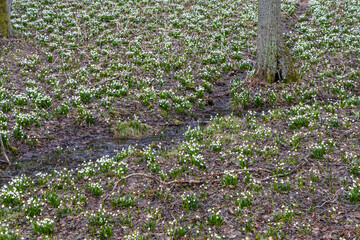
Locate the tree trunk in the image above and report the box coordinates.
[250,0,298,85]
[0,0,13,38]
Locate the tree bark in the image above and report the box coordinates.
[0,0,13,38]
[250,0,298,85]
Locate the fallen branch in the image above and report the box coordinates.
[102,157,310,202]
[257,158,309,182]
[102,173,204,202]
[93,76,123,87]
[101,168,274,202]
[0,136,10,165]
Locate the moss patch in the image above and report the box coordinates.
[113,119,149,139]
[8,145,20,154]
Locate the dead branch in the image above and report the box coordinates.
[0,136,10,165]
[101,156,310,202]
[101,168,275,202]
[93,76,123,87]
[257,157,309,182]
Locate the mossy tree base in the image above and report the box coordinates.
[246,50,299,87]
[0,0,7,38]
[0,0,13,38]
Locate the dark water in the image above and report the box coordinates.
[0,106,231,186]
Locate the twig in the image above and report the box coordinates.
[0,136,10,165]
[258,158,309,182]
[102,173,204,201]
[93,76,123,87]
[102,173,164,202]
[0,38,22,42]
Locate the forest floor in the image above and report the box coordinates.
[0,0,359,239]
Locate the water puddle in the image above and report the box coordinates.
[0,107,231,185]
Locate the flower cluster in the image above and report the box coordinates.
[96,155,116,173]
[31,217,54,236]
[207,208,224,227]
[181,193,199,211]
[87,182,103,196]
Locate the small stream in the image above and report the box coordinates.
[0,106,231,186]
